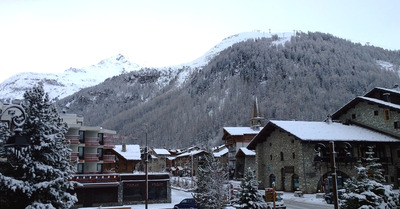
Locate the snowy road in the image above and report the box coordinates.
[81,189,334,209]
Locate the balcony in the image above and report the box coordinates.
[70,152,79,162]
[85,137,100,146]
[103,138,115,149]
[66,135,79,144]
[84,153,99,162]
[103,154,116,163]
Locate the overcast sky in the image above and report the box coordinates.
[0,0,399,83]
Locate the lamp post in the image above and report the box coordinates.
[1,104,29,163]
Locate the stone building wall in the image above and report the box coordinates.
[337,101,400,137]
[254,128,374,193]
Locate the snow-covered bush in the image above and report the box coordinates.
[340,146,399,209]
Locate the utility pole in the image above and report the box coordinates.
[330,141,338,209]
[145,131,148,209]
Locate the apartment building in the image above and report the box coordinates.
[61,113,117,174]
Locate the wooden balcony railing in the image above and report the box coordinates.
[85,137,99,146]
[84,153,99,162]
[66,135,79,144]
[103,154,116,163]
[70,152,79,162]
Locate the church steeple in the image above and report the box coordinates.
[250,97,265,130]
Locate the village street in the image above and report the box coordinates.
[94,188,334,209]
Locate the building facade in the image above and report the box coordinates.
[248,87,400,193]
[61,113,117,174]
[222,98,264,179]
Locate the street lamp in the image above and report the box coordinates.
[1,104,29,162]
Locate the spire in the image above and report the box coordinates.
[251,97,265,130]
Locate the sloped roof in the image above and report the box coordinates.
[213,147,228,157]
[152,148,171,156]
[223,127,262,136]
[176,149,205,158]
[236,147,255,157]
[248,120,400,149]
[113,144,141,160]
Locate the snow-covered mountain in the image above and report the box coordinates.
[0,54,141,101]
[0,31,293,101]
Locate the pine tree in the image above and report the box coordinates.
[340,146,399,209]
[237,168,265,209]
[192,152,229,209]
[0,85,78,208]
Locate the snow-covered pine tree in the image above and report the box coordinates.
[0,85,78,209]
[340,146,399,209]
[192,152,229,209]
[237,168,265,209]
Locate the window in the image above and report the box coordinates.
[78,147,84,160]
[351,114,356,119]
[79,130,85,143]
[292,152,295,159]
[394,122,400,129]
[98,133,104,145]
[374,110,379,116]
[270,155,273,160]
[97,164,103,173]
[97,148,103,160]
[280,152,284,161]
[78,163,84,174]
[384,109,390,120]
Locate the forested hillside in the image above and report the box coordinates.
[56,32,400,148]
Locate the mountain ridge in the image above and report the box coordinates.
[0,31,293,102]
[55,32,400,148]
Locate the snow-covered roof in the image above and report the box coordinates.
[238,147,255,156]
[113,144,141,160]
[248,120,400,149]
[176,149,205,158]
[271,120,399,142]
[152,148,171,156]
[167,156,176,161]
[224,127,262,136]
[358,96,400,110]
[213,147,228,157]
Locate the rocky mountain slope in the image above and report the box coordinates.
[56,32,400,148]
[0,31,286,102]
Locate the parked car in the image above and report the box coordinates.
[174,198,198,209]
[324,189,344,204]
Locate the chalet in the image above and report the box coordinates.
[149,148,171,172]
[173,149,207,177]
[222,98,264,178]
[113,144,141,173]
[213,144,229,166]
[248,87,400,193]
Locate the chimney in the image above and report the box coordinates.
[326,114,333,124]
[122,142,126,152]
[383,93,391,102]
